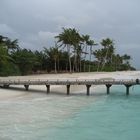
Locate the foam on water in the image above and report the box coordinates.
[0,85,140,140]
[0,87,98,140]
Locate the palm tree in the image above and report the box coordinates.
[0,40,14,62]
[43,47,60,73]
[122,54,131,69]
[0,35,19,52]
[7,39,19,52]
[122,54,131,63]
[50,47,59,73]
[82,35,90,72]
[55,28,82,72]
[74,44,83,72]
[53,45,60,73]
[55,28,74,72]
[72,30,83,72]
[88,39,97,72]
[0,44,9,63]
[0,35,8,43]
[93,48,105,71]
[112,54,123,71]
[100,38,114,71]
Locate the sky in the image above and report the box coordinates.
[0,0,140,69]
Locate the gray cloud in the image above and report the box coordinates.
[0,0,140,68]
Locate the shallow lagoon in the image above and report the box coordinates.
[0,85,140,140]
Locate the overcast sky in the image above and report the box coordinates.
[0,0,140,68]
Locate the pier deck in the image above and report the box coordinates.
[0,79,139,95]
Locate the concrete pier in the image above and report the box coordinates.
[0,79,139,96]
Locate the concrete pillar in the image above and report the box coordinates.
[106,84,112,94]
[125,84,132,95]
[66,85,70,95]
[136,79,139,84]
[46,85,50,94]
[24,85,29,91]
[86,85,91,96]
[3,84,10,88]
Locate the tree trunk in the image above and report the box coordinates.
[101,47,109,71]
[57,58,59,72]
[54,58,57,73]
[67,45,72,73]
[89,46,92,72]
[84,45,87,72]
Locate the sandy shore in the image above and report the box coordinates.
[0,71,140,100]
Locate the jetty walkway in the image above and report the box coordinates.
[0,78,139,95]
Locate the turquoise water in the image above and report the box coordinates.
[46,86,140,140]
[0,85,140,140]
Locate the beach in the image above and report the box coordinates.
[0,71,140,140]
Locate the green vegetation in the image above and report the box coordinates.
[0,28,135,76]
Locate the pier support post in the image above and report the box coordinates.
[3,84,10,88]
[106,84,112,94]
[24,85,29,91]
[66,85,70,95]
[46,85,50,94]
[125,84,132,95]
[86,85,91,96]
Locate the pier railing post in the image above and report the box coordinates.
[125,84,132,95]
[66,85,70,95]
[24,85,29,91]
[46,85,50,94]
[106,84,112,94]
[86,85,91,96]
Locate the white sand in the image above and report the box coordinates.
[0,71,140,100]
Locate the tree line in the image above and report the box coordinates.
[0,28,135,76]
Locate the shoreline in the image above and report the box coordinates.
[0,71,140,100]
